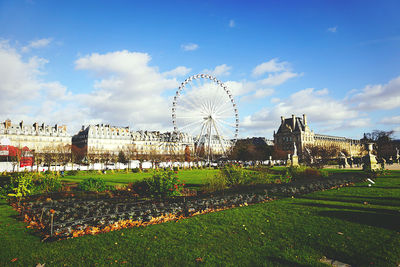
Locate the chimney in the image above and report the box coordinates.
[33,122,38,132]
[280,116,284,124]
[303,114,307,126]
[5,119,11,129]
[20,120,24,129]
[292,114,295,129]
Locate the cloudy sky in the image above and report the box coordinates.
[0,0,399,139]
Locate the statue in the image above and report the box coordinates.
[291,142,299,167]
[305,147,314,164]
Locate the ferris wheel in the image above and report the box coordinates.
[172,74,239,161]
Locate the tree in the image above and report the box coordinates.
[230,138,273,161]
[362,130,397,159]
[118,151,127,164]
[303,144,342,168]
[184,145,191,162]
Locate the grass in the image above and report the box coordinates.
[1,170,399,266]
[60,169,219,187]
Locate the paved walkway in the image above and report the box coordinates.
[324,163,400,170]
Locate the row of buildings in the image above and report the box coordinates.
[0,114,365,161]
[0,119,229,158]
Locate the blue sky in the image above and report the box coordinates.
[0,0,399,139]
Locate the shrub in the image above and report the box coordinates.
[173,166,179,172]
[287,166,328,180]
[220,165,250,186]
[144,171,183,198]
[66,170,79,176]
[34,174,62,193]
[132,168,141,173]
[7,173,34,202]
[78,178,108,192]
[203,173,227,192]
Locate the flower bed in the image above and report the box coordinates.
[11,174,361,241]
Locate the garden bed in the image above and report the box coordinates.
[10,173,362,241]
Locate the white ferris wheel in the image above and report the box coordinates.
[172,74,239,161]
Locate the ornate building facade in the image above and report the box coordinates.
[0,119,71,153]
[273,114,363,157]
[72,124,229,159]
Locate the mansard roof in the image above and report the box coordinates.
[276,116,306,134]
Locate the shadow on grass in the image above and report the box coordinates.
[263,256,310,267]
[351,185,400,189]
[293,202,400,231]
[299,195,400,207]
[318,210,399,231]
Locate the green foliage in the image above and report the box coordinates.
[173,166,179,172]
[203,173,227,192]
[78,178,108,192]
[205,165,275,192]
[287,166,328,180]
[66,170,79,176]
[132,168,141,173]
[220,165,250,186]
[7,174,33,201]
[144,170,183,198]
[34,174,63,193]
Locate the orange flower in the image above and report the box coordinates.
[49,209,55,214]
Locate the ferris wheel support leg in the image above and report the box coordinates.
[207,120,213,165]
[212,119,228,158]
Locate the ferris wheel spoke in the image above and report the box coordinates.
[176,104,203,117]
[215,115,236,119]
[216,102,234,114]
[215,117,237,128]
[179,95,203,113]
[211,119,228,156]
[178,118,206,132]
[175,115,204,120]
[214,119,235,139]
[214,98,234,114]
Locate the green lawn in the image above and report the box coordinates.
[1,170,399,266]
[61,169,219,187]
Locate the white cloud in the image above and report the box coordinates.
[343,118,370,128]
[327,26,337,33]
[260,71,300,86]
[75,50,179,130]
[380,116,400,125]
[241,88,274,102]
[0,41,43,111]
[181,43,199,51]
[163,66,191,77]
[240,87,360,137]
[349,76,400,110]
[252,58,289,77]
[22,38,52,52]
[203,64,232,77]
[229,19,235,28]
[0,40,80,132]
[251,58,300,86]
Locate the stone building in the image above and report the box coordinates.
[273,114,363,157]
[72,124,132,155]
[0,119,71,153]
[72,124,231,159]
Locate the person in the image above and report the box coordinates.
[348,157,353,168]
